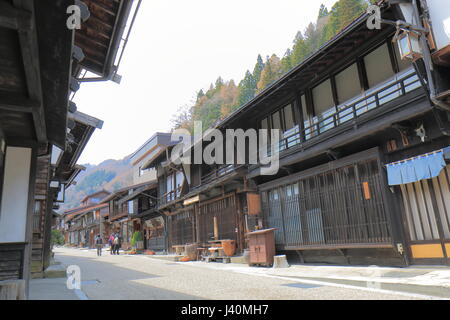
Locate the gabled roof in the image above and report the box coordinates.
[129,132,179,165]
[55,111,104,189]
[73,0,138,79]
[81,189,110,203]
[64,203,108,222]
[101,181,156,203]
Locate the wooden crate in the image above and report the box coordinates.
[246,228,276,267]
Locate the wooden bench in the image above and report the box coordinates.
[204,247,230,263]
[172,245,185,255]
[196,247,208,261]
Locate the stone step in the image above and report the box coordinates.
[31,261,43,273]
[31,272,44,279]
[230,255,248,264]
[44,263,66,279]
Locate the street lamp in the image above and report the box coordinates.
[396,30,423,61]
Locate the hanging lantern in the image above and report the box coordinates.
[397,30,423,61]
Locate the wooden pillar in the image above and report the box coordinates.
[195,204,201,244]
[213,216,219,240]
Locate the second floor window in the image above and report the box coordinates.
[139,166,150,177]
[260,104,298,150]
[364,43,395,89]
[176,171,184,197]
[128,200,134,214]
[335,63,360,105]
[165,171,185,201]
[166,173,174,202]
[299,40,415,141]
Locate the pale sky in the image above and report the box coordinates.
[75,0,338,165]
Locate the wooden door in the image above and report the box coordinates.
[400,165,450,264]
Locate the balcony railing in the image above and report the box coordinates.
[275,68,422,154]
[201,164,238,185]
[159,186,182,206]
[110,209,128,220]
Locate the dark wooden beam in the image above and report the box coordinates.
[0,1,32,30]
[0,93,39,113]
[14,0,46,142]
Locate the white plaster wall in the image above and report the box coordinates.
[428,0,450,50]
[133,158,156,185]
[0,147,32,243]
[132,146,162,185]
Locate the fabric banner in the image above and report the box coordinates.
[386,150,447,186]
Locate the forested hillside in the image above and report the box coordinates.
[171,0,376,131]
[59,156,133,211]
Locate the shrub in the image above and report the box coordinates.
[51,229,64,246]
[130,231,143,247]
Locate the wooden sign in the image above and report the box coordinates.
[247,193,262,215]
[362,181,371,200]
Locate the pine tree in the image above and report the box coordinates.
[281,48,293,73]
[252,54,265,86]
[196,89,205,101]
[215,76,224,90]
[291,34,309,67]
[236,70,256,107]
[257,54,282,92]
[318,4,329,18]
[325,0,367,40]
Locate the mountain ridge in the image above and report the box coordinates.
[59,155,133,212]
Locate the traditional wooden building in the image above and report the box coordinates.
[140,0,450,266]
[193,0,450,265]
[0,0,140,298]
[64,191,110,247]
[31,112,103,278]
[102,182,156,250]
[137,132,259,255]
[128,133,180,252]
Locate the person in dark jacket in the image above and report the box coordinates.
[95,234,103,256]
[113,233,121,255]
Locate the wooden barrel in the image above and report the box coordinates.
[222,240,236,257]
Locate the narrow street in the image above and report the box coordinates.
[49,247,426,300]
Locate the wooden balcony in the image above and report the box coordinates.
[159,186,182,206]
[258,68,422,158]
[109,209,128,221]
[201,164,238,185]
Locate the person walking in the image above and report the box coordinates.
[113,233,120,255]
[95,234,103,256]
[109,233,115,255]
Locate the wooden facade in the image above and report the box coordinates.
[217,2,450,265]
[0,0,75,297]
[64,193,110,248]
[48,1,450,267]
[134,1,450,266]
[0,0,138,298]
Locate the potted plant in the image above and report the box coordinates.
[131,231,144,250]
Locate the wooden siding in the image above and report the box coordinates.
[261,156,392,250]
[31,154,50,277]
[198,194,238,244]
[168,208,195,248]
[0,243,25,281]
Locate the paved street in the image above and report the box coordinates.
[47,247,432,300]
